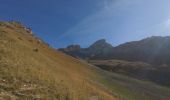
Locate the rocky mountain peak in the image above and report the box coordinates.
[89,39,113,49]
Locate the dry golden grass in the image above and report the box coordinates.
[0,22,117,100]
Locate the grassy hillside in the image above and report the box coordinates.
[0,21,117,100]
[1,21,170,100]
[96,69,170,100]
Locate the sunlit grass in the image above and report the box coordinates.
[0,22,116,100]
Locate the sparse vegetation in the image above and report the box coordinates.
[90,60,170,86]
[1,21,170,100]
[0,21,116,100]
[95,69,170,100]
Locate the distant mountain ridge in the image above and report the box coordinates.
[59,36,170,65]
[59,39,114,59]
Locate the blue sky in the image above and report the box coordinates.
[1,0,170,48]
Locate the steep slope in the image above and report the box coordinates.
[0,21,117,100]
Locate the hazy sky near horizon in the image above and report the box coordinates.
[1,0,170,48]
